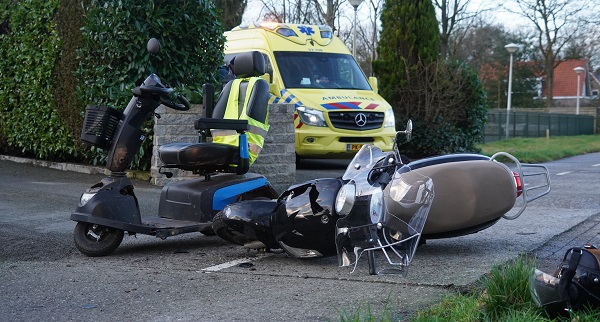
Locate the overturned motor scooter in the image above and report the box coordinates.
[70,39,278,257]
[214,120,552,274]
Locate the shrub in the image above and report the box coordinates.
[0,0,225,170]
[395,60,487,158]
[0,0,75,160]
[75,0,225,170]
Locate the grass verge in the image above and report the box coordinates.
[340,256,600,321]
[478,135,600,163]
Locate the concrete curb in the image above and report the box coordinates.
[0,155,151,181]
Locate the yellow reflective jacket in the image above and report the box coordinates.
[212,77,269,164]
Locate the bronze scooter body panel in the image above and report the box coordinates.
[403,160,516,237]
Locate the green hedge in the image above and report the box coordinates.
[0,0,224,170]
[0,0,73,160]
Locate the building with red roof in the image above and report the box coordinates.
[541,59,593,99]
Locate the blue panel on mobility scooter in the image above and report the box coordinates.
[212,175,269,210]
[158,173,274,223]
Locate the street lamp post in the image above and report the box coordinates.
[574,66,585,115]
[348,0,364,57]
[504,43,520,139]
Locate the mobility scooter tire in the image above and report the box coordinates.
[73,222,125,257]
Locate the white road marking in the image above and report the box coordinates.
[201,253,273,272]
[556,172,571,176]
[592,164,600,167]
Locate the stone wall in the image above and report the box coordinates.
[151,103,296,192]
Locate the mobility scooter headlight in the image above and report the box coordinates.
[79,192,96,207]
[335,183,356,216]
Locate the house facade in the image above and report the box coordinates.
[539,59,596,107]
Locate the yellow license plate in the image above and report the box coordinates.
[347,144,363,151]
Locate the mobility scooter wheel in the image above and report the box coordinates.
[74,222,124,257]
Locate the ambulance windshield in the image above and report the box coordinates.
[274,52,371,90]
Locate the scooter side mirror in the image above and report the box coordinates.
[397,119,412,143]
[147,38,160,55]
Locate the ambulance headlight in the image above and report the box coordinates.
[335,183,356,216]
[384,109,395,128]
[297,106,327,127]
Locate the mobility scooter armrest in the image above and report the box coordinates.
[194,118,249,133]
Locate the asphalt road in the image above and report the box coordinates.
[1,153,599,321]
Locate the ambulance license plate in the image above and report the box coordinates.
[347,144,363,151]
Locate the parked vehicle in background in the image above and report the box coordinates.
[224,21,396,161]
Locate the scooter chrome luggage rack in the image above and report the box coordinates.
[490,152,551,220]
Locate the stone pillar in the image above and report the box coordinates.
[250,104,296,192]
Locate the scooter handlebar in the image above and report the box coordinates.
[159,93,190,111]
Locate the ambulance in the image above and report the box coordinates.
[223,21,396,160]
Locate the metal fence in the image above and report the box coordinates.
[484,110,595,143]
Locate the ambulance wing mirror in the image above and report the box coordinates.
[368,76,378,94]
[260,72,271,84]
[269,83,281,96]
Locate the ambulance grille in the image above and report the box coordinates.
[328,111,384,131]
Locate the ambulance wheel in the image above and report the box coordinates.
[74,222,124,257]
[212,212,250,246]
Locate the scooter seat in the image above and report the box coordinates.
[159,142,240,170]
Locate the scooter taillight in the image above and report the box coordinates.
[513,171,523,197]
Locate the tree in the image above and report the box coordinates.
[449,20,543,109]
[311,0,341,30]
[373,0,488,157]
[354,0,384,76]
[257,0,342,31]
[216,0,248,31]
[395,60,488,156]
[511,0,592,108]
[373,0,439,95]
[433,0,500,60]
[562,24,600,66]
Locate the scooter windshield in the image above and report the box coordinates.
[342,145,386,180]
[335,163,434,275]
[342,145,388,197]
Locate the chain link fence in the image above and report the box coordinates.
[484,110,596,143]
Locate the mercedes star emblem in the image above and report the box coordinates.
[355,113,367,127]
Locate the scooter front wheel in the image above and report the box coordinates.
[73,222,124,257]
[212,211,250,246]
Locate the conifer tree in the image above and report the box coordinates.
[373,0,439,96]
[373,0,486,157]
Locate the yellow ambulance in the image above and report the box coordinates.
[223,21,396,160]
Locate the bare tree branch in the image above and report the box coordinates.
[434,0,501,59]
[510,0,592,108]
